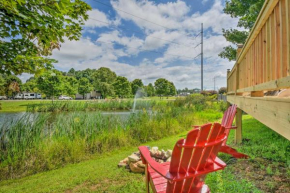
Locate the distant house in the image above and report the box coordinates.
[75,90,102,100]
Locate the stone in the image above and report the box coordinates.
[129,162,145,173]
[166,157,171,162]
[128,154,140,163]
[165,150,172,158]
[152,146,158,152]
[158,159,164,163]
[136,161,145,168]
[122,158,129,164]
[118,162,127,168]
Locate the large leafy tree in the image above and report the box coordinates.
[168,82,177,96]
[0,0,91,75]
[93,67,117,84]
[1,74,22,97]
[154,78,170,99]
[36,70,63,99]
[63,76,78,97]
[98,82,114,99]
[131,79,144,95]
[78,77,91,99]
[93,67,117,97]
[113,76,132,98]
[145,83,155,97]
[219,0,265,61]
[0,75,5,95]
[21,77,39,92]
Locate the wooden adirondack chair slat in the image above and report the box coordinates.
[139,123,228,193]
[219,105,249,159]
[192,105,249,159]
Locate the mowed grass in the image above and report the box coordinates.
[0,100,48,112]
[1,115,289,193]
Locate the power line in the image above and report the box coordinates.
[89,18,200,49]
[96,40,200,60]
[91,0,198,40]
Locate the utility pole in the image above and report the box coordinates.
[201,23,203,92]
[213,75,220,91]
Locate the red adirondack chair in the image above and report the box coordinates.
[193,105,248,159]
[218,105,249,159]
[139,123,227,193]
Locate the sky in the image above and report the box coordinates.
[21,0,239,90]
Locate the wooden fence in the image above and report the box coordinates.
[227,0,290,141]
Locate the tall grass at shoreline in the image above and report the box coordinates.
[26,99,161,112]
[0,95,225,180]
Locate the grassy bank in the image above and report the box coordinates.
[0,97,179,113]
[1,115,289,192]
[0,95,224,180]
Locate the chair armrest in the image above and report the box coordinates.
[225,126,237,129]
[138,146,172,180]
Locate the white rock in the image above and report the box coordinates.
[128,154,140,163]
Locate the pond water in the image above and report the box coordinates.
[0,111,135,128]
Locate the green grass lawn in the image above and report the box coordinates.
[0,100,49,112]
[0,115,289,193]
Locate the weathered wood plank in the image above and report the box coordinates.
[227,96,290,140]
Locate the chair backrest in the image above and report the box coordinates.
[221,104,237,146]
[166,123,226,193]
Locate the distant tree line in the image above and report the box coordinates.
[0,67,177,99]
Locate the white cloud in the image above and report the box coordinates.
[85,9,112,28]
[47,0,239,90]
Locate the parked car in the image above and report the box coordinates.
[59,95,72,100]
[0,96,7,100]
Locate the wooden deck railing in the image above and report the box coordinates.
[227,0,290,94]
[227,0,290,142]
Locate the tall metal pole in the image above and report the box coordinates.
[201,23,203,91]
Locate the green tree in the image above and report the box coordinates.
[219,87,227,94]
[219,0,264,61]
[0,75,5,95]
[98,82,114,99]
[113,76,132,98]
[2,75,22,97]
[21,77,39,92]
[0,0,91,75]
[93,67,117,84]
[131,79,144,95]
[63,76,78,97]
[145,83,155,97]
[68,68,76,76]
[36,70,63,100]
[154,78,170,99]
[168,82,177,96]
[78,77,91,99]
[93,67,117,97]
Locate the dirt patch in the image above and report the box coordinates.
[229,158,290,193]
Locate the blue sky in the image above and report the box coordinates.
[23,0,239,89]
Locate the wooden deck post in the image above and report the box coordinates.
[235,108,243,144]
